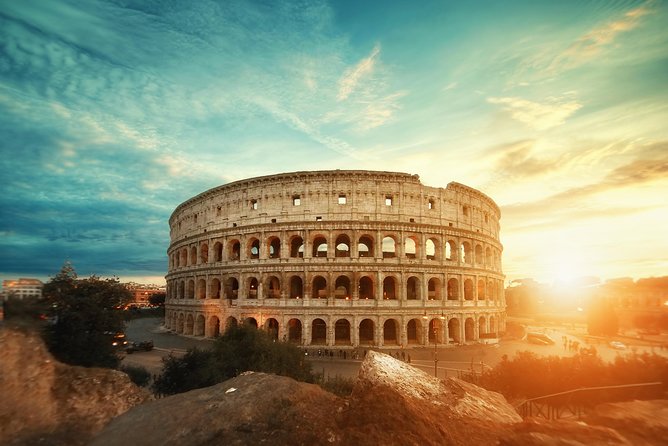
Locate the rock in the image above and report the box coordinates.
[0,327,151,446]
[91,371,344,446]
[499,417,632,446]
[585,400,668,445]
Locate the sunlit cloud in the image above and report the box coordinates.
[488,95,582,130]
[337,44,381,101]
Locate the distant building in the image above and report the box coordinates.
[1,278,44,301]
[124,282,166,306]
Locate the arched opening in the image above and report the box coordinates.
[383,319,398,345]
[465,318,475,341]
[210,278,221,299]
[428,318,444,343]
[359,276,374,299]
[287,318,302,343]
[195,314,205,336]
[311,318,326,344]
[426,238,438,260]
[190,247,197,265]
[225,277,239,300]
[200,243,208,264]
[289,276,303,299]
[489,316,497,335]
[406,276,419,300]
[265,318,279,340]
[334,319,351,345]
[464,279,474,300]
[313,236,328,258]
[486,247,492,267]
[461,242,472,264]
[383,276,397,299]
[334,276,351,299]
[335,234,351,257]
[447,278,459,300]
[478,316,486,337]
[185,314,194,335]
[179,248,187,267]
[245,317,258,328]
[177,313,184,333]
[213,242,223,262]
[208,316,220,337]
[406,319,422,344]
[225,316,238,330]
[290,236,304,258]
[382,236,396,258]
[358,235,374,258]
[186,280,195,299]
[197,278,206,299]
[248,238,260,259]
[448,318,461,344]
[178,281,184,299]
[359,319,375,345]
[312,276,327,299]
[268,237,281,259]
[404,237,417,259]
[247,277,258,299]
[475,244,483,264]
[477,279,486,300]
[428,277,441,300]
[228,240,240,261]
[266,276,280,299]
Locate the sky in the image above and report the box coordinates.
[1,0,666,287]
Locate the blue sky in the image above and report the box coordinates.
[1,0,667,285]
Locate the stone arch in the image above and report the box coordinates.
[312,236,328,258]
[383,276,397,299]
[489,315,497,334]
[197,278,206,299]
[248,237,260,259]
[245,317,258,328]
[225,277,239,299]
[448,318,461,343]
[266,275,281,299]
[359,319,375,345]
[180,248,187,267]
[200,243,208,264]
[426,237,439,260]
[289,275,303,299]
[265,318,279,340]
[461,242,472,264]
[334,319,351,345]
[247,277,259,299]
[478,316,487,337]
[359,276,374,300]
[475,244,483,265]
[177,313,185,334]
[404,236,418,259]
[227,239,240,261]
[406,318,423,344]
[210,278,221,299]
[178,281,185,299]
[185,313,194,335]
[477,279,486,300]
[334,275,351,299]
[486,247,492,267]
[464,279,474,300]
[213,241,223,262]
[383,319,399,345]
[186,280,195,299]
[312,275,327,299]
[335,234,351,257]
[358,235,374,258]
[290,235,304,258]
[406,276,420,300]
[447,278,459,300]
[225,316,238,330]
[208,316,220,337]
[195,314,205,336]
[464,317,475,341]
[311,318,326,344]
[190,246,197,265]
[382,236,396,258]
[428,277,441,300]
[428,318,444,343]
[267,236,281,259]
[287,318,302,343]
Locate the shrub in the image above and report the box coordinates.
[120,364,151,387]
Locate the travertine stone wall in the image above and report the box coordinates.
[165,170,506,348]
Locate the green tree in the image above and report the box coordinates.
[148,292,166,306]
[42,262,131,368]
[153,324,313,395]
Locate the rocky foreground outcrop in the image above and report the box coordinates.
[4,327,667,445]
[0,327,151,445]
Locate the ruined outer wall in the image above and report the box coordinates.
[165,170,506,347]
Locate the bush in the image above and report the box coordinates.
[317,374,355,397]
[152,324,314,396]
[120,364,151,387]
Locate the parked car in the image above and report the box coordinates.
[609,341,626,350]
[125,340,154,354]
[109,332,128,349]
[526,332,555,345]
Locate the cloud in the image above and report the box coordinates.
[487,95,582,130]
[486,139,559,178]
[337,44,381,101]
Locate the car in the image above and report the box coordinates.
[125,340,154,354]
[526,332,555,345]
[109,332,128,349]
[609,341,626,350]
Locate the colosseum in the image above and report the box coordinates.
[165,170,506,349]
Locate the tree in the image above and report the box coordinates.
[148,292,166,306]
[42,262,131,368]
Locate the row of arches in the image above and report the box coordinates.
[168,273,504,303]
[166,312,503,346]
[169,232,501,271]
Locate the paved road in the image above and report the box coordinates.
[122,317,668,378]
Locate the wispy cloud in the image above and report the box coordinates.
[337,44,381,101]
[487,95,582,130]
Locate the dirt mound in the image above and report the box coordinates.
[0,327,151,445]
[585,399,668,445]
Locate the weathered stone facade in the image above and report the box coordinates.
[165,170,506,348]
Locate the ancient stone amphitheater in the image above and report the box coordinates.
[165,170,506,348]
